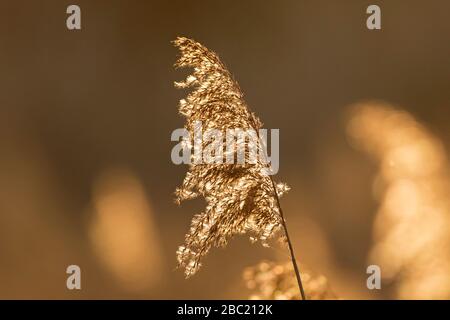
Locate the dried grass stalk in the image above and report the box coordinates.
[173,37,305,299]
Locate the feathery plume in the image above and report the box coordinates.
[172,37,305,298]
[244,261,337,300]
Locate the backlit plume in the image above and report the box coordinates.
[173,37,288,277]
[243,261,337,300]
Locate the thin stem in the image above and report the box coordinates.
[270,178,307,300]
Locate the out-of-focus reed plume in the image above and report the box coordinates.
[243,261,337,300]
[89,168,164,293]
[347,102,450,299]
[172,37,305,298]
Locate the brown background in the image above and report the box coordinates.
[0,0,449,298]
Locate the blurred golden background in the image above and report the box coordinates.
[0,1,449,299]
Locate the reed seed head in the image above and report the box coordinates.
[173,37,289,277]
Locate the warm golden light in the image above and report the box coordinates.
[243,261,337,300]
[348,102,450,299]
[89,168,164,293]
